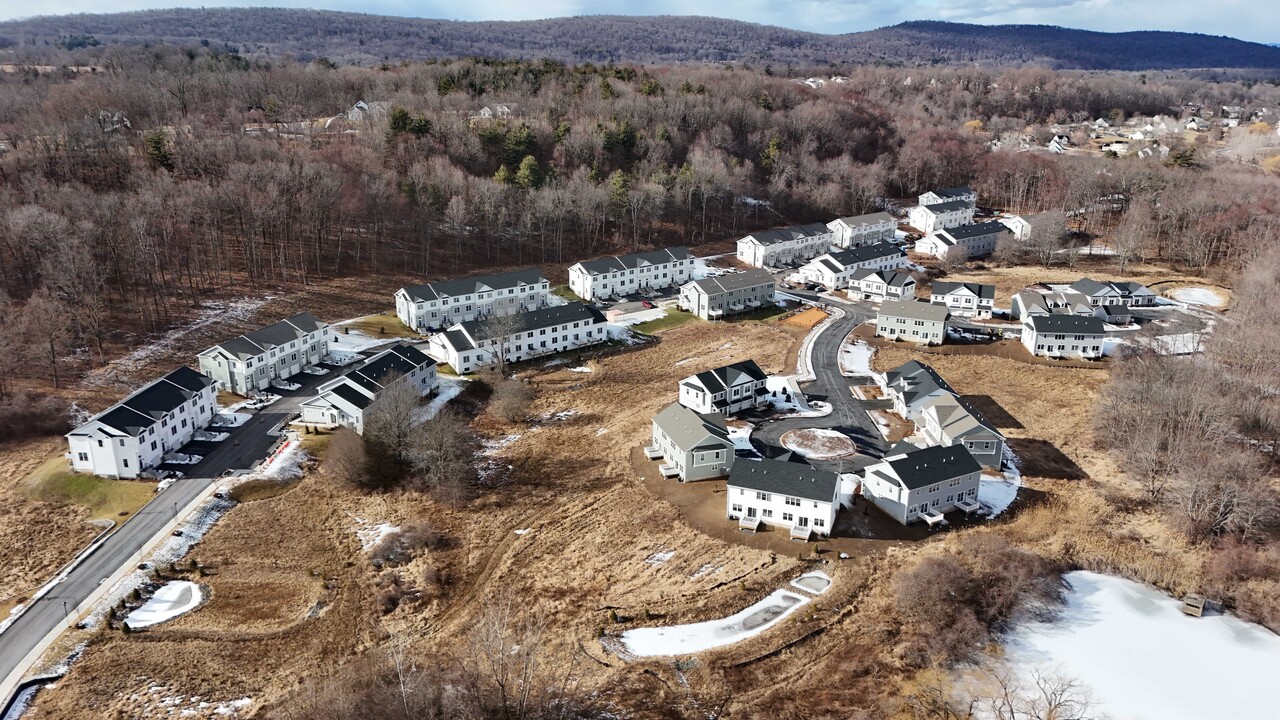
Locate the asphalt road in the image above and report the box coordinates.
[751,289,888,472]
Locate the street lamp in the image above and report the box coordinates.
[62,600,71,627]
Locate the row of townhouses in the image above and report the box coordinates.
[678,269,777,320]
[300,343,438,434]
[735,223,836,268]
[847,269,917,302]
[67,367,218,479]
[930,282,996,318]
[395,269,552,333]
[567,247,696,302]
[914,222,1009,260]
[197,313,330,394]
[875,300,951,345]
[795,242,908,290]
[427,302,609,374]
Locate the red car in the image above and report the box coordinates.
[641,300,655,309]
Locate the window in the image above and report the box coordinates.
[119,439,126,447]
[77,452,89,462]
[123,459,129,467]
[762,509,773,518]
[98,439,104,448]
[785,496,800,507]
[151,441,157,450]
[814,518,825,528]
[756,491,771,501]
[732,504,743,513]
[782,513,794,522]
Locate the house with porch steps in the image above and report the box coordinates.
[859,443,982,526]
[725,457,839,539]
[647,402,735,482]
[678,359,770,416]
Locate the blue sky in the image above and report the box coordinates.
[3,0,1277,44]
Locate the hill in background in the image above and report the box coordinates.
[3,9,1280,70]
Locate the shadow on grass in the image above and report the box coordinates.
[962,394,1024,429]
[1007,437,1088,480]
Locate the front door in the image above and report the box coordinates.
[797,517,809,528]
[747,507,757,518]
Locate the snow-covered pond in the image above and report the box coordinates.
[1003,571,1280,720]
[125,581,203,629]
[1169,287,1226,307]
[621,589,811,657]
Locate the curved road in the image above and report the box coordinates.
[752,288,888,473]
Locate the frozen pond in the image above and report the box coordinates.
[621,589,810,657]
[790,571,831,595]
[125,581,203,629]
[1003,571,1280,720]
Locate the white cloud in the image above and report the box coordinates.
[1,0,1276,44]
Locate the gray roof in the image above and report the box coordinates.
[1026,314,1106,334]
[742,223,830,246]
[684,269,775,295]
[884,361,953,408]
[78,367,214,437]
[824,242,904,269]
[872,444,981,491]
[878,299,950,323]
[931,186,975,199]
[328,382,373,410]
[653,402,732,453]
[921,199,972,213]
[206,312,328,360]
[1068,277,1154,299]
[939,222,1009,241]
[454,302,606,346]
[690,359,767,394]
[575,247,692,276]
[851,268,916,288]
[400,268,547,303]
[348,343,432,385]
[727,457,839,503]
[931,281,995,300]
[831,212,895,228]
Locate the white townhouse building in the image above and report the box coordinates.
[568,247,695,302]
[197,313,330,395]
[915,222,1008,260]
[916,394,1004,469]
[1067,278,1159,308]
[735,223,835,268]
[395,269,551,333]
[299,344,437,434]
[1010,290,1095,320]
[998,214,1033,241]
[795,242,907,290]
[918,186,977,208]
[647,402,736,482]
[66,367,217,479]
[679,269,777,320]
[882,360,955,421]
[929,281,996,318]
[426,302,607,374]
[907,200,974,235]
[726,457,840,539]
[847,268,917,303]
[876,300,950,345]
[1021,314,1106,359]
[678,359,769,416]
[860,443,982,526]
[827,212,897,248]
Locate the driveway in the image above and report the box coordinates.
[750,286,888,473]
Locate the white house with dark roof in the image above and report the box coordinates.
[426,302,607,374]
[998,214,1033,241]
[882,360,955,420]
[847,268,917,302]
[907,200,975,234]
[918,186,977,208]
[299,344,437,433]
[395,269,551,333]
[197,313,330,395]
[916,395,1004,469]
[726,457,840,539]
[679,269,776,320]
[66,367,217,478]
[929,281,996,318]
[876,300,950,345]
[1067,278,1159,308]
[1021,314,1106,359]
[796,242,907,290]
[860,443,982,526]
[1010,290,1095,320]
[678,359,769,416]
[735,223,835,268]
[827,212,897,248]
[568,247,695,301]
[915,222,1008,260]
[647,402,735,482]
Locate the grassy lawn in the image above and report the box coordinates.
[337,312,420,339]
[22,454,156,525]
[631,310,700,334]
[551,284,581,301]
[229,478,298,503]
[437,363,461,376]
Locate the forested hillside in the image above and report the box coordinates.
[3,9,1280,70]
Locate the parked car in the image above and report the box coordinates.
[641,300,655,309]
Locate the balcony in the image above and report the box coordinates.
[738,516,762,532]
[643,445,664,460]
[919,509,947,528]
[658,464,680,478]
[955,497,981,515]
[790,525,813,541]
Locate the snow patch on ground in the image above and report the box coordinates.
[612,307,667,327]
[690,563,721,580]
[790,571,832,595]
[351,517,399,551]
[125,581,204,628]
[513,528,532,536]
[328,327,392,354]
[838,340,880,380]
[978,449,1022,518]
[211,412,251,428]
[162,453,202,465]
[569,366,593,373]
[644,550,676,567]
[595,427,609,436]
[415,376,468,422]
[1169,287,1226,307]
[1003,571,1280,720]
[192,430,229,442]
[780,428,858,459]
[620,588,811,657]
[727,424,755,452]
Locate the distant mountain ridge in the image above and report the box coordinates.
[3,9,1280,70]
